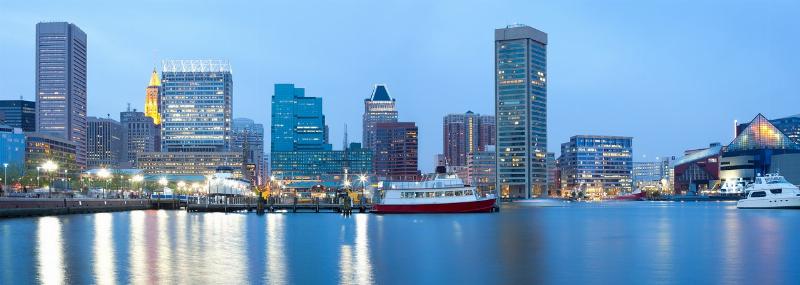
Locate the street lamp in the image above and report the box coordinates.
[36,166,41,188]
[359,174,368,202]
[97,168,111,199]
[3,163,8,195]
[41,160,58,197]
[132,174,144,196]
[158,177,168,193]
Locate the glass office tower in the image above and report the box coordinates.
[495,24,548,198]
[160,60,232,152]
[36,22,88,168]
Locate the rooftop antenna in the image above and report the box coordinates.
[127,103,131,112]
[343,123,348,150]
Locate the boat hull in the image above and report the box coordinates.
[372,198,497,213]
[611,192,646,201]
[737,197,800,209]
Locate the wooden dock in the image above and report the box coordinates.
[186,197,371,214]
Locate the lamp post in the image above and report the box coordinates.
[3,163,8,195]
[158,177,168,194]
[41,160,58,197]
[97,168,111,199]
[36,166,40,188]
[132,174,144,197]
[359,174,368,203]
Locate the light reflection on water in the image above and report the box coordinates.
[0,203,797,284]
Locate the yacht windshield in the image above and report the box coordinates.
[766,177,789,184]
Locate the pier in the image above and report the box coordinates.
[186,197,371,214]
[0,198,150,218]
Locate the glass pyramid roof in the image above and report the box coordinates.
[728,114,800,151]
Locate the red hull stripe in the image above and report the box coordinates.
[372,199,497,213]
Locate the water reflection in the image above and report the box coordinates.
[93,213,117,284]
[36,217,65,285]
[128,211,147,284]
[266,214,287,284]
[339,214,373,284]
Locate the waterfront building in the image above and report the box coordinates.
[36,22,88,168]
[559,135,633,196]
[363,84,398,151]
[495,24,548,198]
[87,116,126,169]
[720,114,800,186]
[0,126,26,180]
[443,111,495,167]
[232,118,265,185]
[24,132,79,174]
[120,109,158,168]
[160,60,232,152]
[270,143,372,181]
[466,145,497,194]
[0,100,36,132]
[144,69,162,125]
[673,143,722,194]
[736,114,800,144]
[136,152,243,176]
[373,122,419,181]
[633,161,664,193]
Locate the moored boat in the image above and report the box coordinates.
[372,167,497,213]
[737,173,800,209]
[610,189,646,201]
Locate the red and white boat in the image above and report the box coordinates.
[610,189,646,201]
[372,169,497,213]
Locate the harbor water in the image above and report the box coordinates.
[1,201,799,284]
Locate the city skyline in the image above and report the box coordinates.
[2,1,800,172]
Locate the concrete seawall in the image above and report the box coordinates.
[0,198,151,218]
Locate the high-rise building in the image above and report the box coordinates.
[363,84,398,151]
[495,24,548,198]
[271,84,330,152]
[374,122,419,181]
[87,116,125,169]
[232,118,265,185]
[160,60,232,152]
[545,152,557,195]
[559,135,633,196]
[120,109,157,168]
[443,111,495,167]
[36,22,88,168]
[0,100,36,132]
[144,69,162,125]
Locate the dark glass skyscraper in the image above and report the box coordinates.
[374,122,419,181]
[120,109,157,168]
[0,100,36,132]
[36,22,87,168]
[495,24,548,198]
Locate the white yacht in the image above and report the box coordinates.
[736,173,800,209]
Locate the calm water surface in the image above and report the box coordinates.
[1,201,799,284]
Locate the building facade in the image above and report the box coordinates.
[673,143,721,194]
[87,116,126,169]
[36,22,88,168]
[495,24,548,198]
[363,84,398,151]
[559,135,633,196]
[120,109,157,168]
[24,132,79,174]
[270,143,372,181]
[0,126,26,179]
[442,111,495,167]
[160,60,232,152]
[0,100,36,132]
[373,122,419,181]
[232,118,265,185]
[466,145,496,194]
[721,114,800,187]
[737,114,800,144]
[136,152,243,176]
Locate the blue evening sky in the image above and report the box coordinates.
[1,1,799,171]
